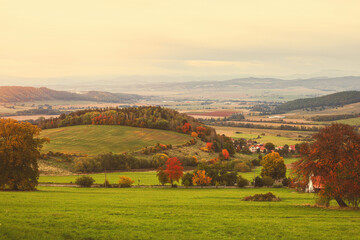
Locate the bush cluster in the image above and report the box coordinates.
[75,153,150,173]
[237,175,249,188]
[118,176,134,188]
[75,176,95,187]
[141,143,172,155]
[243,192,281,202]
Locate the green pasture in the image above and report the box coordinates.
[39,171,160,185]
[41,125,192,155]
[232,133,301,146]
[0,187,359,240]
[332,117,360,126]
[39,158,299,185]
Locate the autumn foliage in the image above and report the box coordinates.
[293,123,360,207]
[165,157,184,185]
[0,118,49,190]
[260,152,286,181]
[181,122,192,133]
[192,170,212,186]
[222,149,230,160]
[118,176,135,188]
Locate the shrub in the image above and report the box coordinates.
[282,177,291,187]
[243,192,281,202]
[75,176,95,187]
[251,158,261,166]
[156,168,169,185]
[221,172,237,186]
[182,172,194,186]
[118,176,134,188]
[254,176,264,187]
[273,183,283,188]
[262,176,274,187]
[237,175,249,188]
[234,162,251,172]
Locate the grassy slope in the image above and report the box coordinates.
[332,117,360,125]
[1,187,359,240]
[41,125,192,155]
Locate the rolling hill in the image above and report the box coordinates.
[41,125,192,155]
[275,91,360,113]
[0,86,142,103]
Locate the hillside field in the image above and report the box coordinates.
[41,125,192,155]
[1,187,359,240]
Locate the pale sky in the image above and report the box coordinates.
[1,0,360,80]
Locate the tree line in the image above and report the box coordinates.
[36,106,217,141]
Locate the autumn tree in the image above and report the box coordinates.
[0,119,49,190]
[222,149,230,160]
[264,142,275,153]
[293,123,360,207]
[260,152,286,181]
[165,157,184,186]
[156,167,169,185]
[192,170,212,186]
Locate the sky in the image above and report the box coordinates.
[1,0,360,82]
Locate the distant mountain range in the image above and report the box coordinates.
[275,91,360,113]
[125,76,360,92]
[0,86,142,103]
[2,75,360,101]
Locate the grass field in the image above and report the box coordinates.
[232,133,302,146]
[39,171,160,185]
[39,158,299,185]
[41,125,192,155]
[213,126,313,141]
[1,187,359,240]
[332,117,360,125]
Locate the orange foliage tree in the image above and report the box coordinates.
[196,126,206,137]
[165,157,184,185]
[206,142,213,150]
[0,119,49,190]
[293,123,360,207]
[192,170,212,186]
[222,149,230,160]
[181,122,191,133]
[191,132,198,138]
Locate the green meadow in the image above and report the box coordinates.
[39,171,160,185]
[232,133,301,146]
[38,158,299,185]
[0,187,359,240]
[41,125,192,155]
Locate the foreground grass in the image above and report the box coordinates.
[0,187,359,240]
[41,125,192,155]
